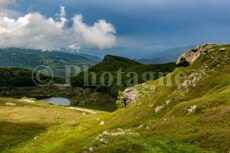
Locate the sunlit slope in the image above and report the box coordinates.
[0,98,86,153]
[5,45,230,153]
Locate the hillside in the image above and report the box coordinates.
[0,44,229,153]
[0,68,58,88]
[0,48,100,77]
[72,55,177,97]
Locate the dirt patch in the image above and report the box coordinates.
[20,99,36,103]
[198,107,230,122]
[5,102,17,106]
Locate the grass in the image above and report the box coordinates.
[0,98,84,153]
[0,44,230,153]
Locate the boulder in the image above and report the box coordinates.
[176,44,215,66]
[186,105,197,113]
[123,87,139,107]
[220,48,226,51]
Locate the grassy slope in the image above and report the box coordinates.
[0,97,90,153]
[1,45,230,153]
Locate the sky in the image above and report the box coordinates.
[0,0,230,58]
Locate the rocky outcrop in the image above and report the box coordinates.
[123,87,139,107]
[176,44,216,66]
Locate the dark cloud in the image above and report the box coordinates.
[5,0,230,57]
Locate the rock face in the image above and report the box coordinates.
[123,87,139,107]
[176,44,215,66]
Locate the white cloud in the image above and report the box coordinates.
[0,5,116,51]
[68,44,81,53]
[73,15,116,49]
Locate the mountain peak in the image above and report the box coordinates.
[103,55,141,65]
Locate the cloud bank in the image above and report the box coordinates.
[0,5,116,51]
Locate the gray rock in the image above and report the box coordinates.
[220,48,226,51]
[186,105,197,113]
[155,105,165,113]
[176,44,215,66]
[123,87,139,107]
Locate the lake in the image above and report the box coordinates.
[42,97,71,106]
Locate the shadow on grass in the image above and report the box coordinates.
[0,122,47,153]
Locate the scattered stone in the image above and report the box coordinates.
[5,102,16,106]
[186,105,197,113]
[100,121,105,125]
[165,100,171,106]
[20,98,35,103]
[99,138,108,144]
[220,48,226,51]
[155,105,165,113]
[89,147,94,152]
[110,131,125,136]
[179,70,206,89]
[138,124,143,128]
[102,131,108,135]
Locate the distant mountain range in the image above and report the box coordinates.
[138,45,195,64]
[0,46,194,78]
[0,48,101,77]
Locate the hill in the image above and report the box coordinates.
[0,48,100,77]
[71,55,177,97]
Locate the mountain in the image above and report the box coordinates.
[72,55,177,97]
[0,48,101,77]
[138,45,195,64]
